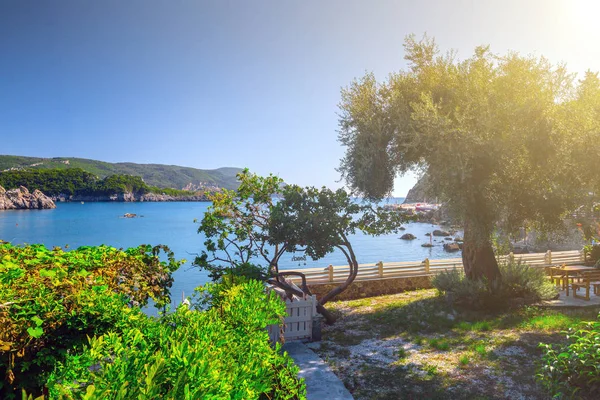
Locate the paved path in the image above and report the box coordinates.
[541,289,600,307]
[283,341,354,400]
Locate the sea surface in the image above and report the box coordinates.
[0,200,461,309]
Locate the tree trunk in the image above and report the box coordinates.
[461,220,502,283]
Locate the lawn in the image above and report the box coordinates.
[310,289,600,400]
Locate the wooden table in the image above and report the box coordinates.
[560,265,595,296]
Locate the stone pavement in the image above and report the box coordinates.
[541,289,600,307]
[282,341,354,400]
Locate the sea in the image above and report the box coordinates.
[0,200,461,310]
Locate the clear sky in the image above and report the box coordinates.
[1,1,599,196]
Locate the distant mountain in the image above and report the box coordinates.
[0,155,243,190]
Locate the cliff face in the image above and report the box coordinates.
[404,175,431,203]
[0,186,56,210]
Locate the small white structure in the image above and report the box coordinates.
[268,293,318,344]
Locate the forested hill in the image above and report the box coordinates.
[0,155,242,190]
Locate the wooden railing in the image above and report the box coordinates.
[280,249,585,285]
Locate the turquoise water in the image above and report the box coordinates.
[0,201,461,308]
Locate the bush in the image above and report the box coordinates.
[432,260,557,310]
[46,280,306,400]
[0,243,182,398]
[538,313,600,399]
[584,244,600,265]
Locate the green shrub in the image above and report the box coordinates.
[0,243,182,398]
[432,261,557,310]
[47,280,306,400]
[538,313,600,399]
[583,244,600,265]
[500,260,558,300]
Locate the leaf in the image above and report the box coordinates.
[39,269,56,278]
[26,327,44,339]
[31,316,44,327]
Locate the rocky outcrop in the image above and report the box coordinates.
[400,233,416,240]
[139,193,208,202]
[53,192,209,203]
[404,174,431,203]
[0,186,56,210]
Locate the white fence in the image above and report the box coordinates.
[268,295,317,344]
[279,250,585,285]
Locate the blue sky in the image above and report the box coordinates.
[1,1,599,196]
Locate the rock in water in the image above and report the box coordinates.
[443,242,460,252]
[0,186,56,210]
[400,233,416,240]
[433,229,450,237]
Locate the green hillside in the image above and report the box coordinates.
[0,155,242,190]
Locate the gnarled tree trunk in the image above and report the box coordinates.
[461,218,501,283]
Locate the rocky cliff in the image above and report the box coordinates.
[0,186,56,210]
[404,174,431,203]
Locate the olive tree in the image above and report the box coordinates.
[338,34,598,283]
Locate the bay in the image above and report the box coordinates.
[0,201,461,308]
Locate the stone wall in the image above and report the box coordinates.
[308,275,433,301]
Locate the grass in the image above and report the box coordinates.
[314,289,600,400]
[429,338,450,351]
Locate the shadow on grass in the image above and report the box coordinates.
[345,363,489,400]
[345,293,600,340]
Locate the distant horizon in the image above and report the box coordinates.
[0,153,417,196]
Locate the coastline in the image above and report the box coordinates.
[52,192,210,203]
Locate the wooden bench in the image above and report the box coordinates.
[548,266,566,287]
[571,270,600,300]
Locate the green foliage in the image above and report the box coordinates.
[46,280,306,400]
[0,155,242,190]
[0,168,149,197]
[339,33,593,225]
[194,170,284,280]
[0,243,182,398]
[583,244,600,265]
[432,261,557,310]
[195,169,405,281]
[538,313,600,399]
[147,185,205,197]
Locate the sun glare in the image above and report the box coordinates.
[568,0,600,36]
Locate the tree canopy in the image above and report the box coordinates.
[194,169,404,323]
[0,168,201,197]
[338,34,600,281]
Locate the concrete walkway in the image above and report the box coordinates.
[283,341,354,400]
[541,288,600,307]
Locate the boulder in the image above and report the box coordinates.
[433,229,450,237]
[400,233,416,240]
[443,242,460,252]
[421,243,434,248]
